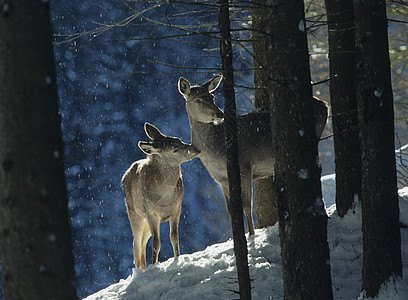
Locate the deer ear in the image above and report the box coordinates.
[144,122,163,140]
[204,74,223,93]
[138,141,156,155]
[178,77,191,96]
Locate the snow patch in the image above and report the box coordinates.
[83,146,408,299]
[84,189,408,299]
[85,226,283,300]
[84,187,408,300]
[358,277,408,300]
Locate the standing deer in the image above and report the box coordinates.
[121,122,200,269]
[178,74,328,235]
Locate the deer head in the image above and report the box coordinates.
[178,75,224,125]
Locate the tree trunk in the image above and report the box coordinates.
[325,0,361,217]
[251,0,278,228]
[265,0,333,298]
[353,0,403,297]
[0,1,77,299]
[219,0,251,299]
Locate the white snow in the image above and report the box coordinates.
[321,143,408,209]
[396,144,408,188]
[84,145,408,299]
[358,277,408,300]
[84,187,408,300]
[321,173,336,207]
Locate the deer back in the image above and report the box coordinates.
[122,154,183,222]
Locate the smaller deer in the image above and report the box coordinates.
[121,122,200,269]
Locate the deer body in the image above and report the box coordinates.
[190,112,274,181]
[178,74,328,235]
[121,123,199,269]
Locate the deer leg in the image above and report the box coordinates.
[140,221,151,269]
[133,236,142,268]
[126,208,145,268]
[169,208,181,258]
[146,214,161,264]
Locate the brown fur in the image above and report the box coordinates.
[178,74,328,235]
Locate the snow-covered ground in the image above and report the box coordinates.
[84,184,408,300]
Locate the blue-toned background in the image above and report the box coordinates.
[53,2,236,297]
[1,1,406,298]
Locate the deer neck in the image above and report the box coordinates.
[188,117,226,171]
[144,155,182,207]
[149,155,181,184]
[189,118,216,148]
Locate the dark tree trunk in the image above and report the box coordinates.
[0,1,77,299]
[353,0,402,297]
[219,0,251,299]
[325,0,361,217]
[265,0,333,298]
[251,0,278,228]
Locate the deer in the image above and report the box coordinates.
[178,74,328,235]
[121,122,200,269]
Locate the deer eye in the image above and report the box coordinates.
[173,149,179,153]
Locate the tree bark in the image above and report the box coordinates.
[325,0,361,217]
[0,1,77,299]
[265,0,333,298]
[251,0,278,228]
[353,0,402,297]
[219,0,251,299]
